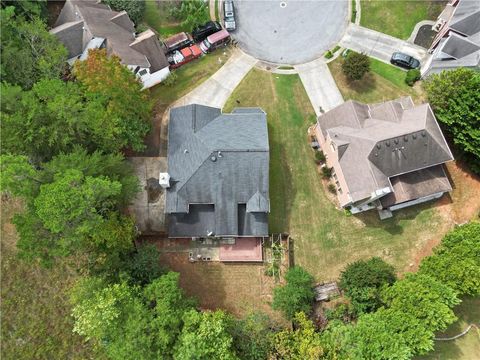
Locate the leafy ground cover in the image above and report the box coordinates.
[416,297,480,360]
[360,0,446,40]
[0,197,103,360]
[224,69,479,281]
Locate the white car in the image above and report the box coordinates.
[223,1,236,31]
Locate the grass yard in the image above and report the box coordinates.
[223,69,479,281]
[360,0,446,40]
[416,297,480,360]
[0,197,103,360]
[328,56,426,104]
[143,1,186,37]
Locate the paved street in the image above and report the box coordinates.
[340,23,428,64]
[232,0,348,64]
[295,58,344,116]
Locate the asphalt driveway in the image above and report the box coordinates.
[231,0,349,64]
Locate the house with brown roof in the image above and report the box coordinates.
[422,0,480,77]
[314,97,454,219]
[50,0,170,89]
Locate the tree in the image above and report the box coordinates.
[1,0,47,19]
[74,49,152,152]
[173,0,210,31]
[174,310,239,360]
[124,244,165,285]
[272,266,315,320]
[1,150,139,267]
[342,52,370,81]
[423,68,480,174]
[71,272,195,360]
[381,273,460,332]
[270,312,323,360]
[103,0,145,24]
[419,222,480,296]
[339,257,396,314]
[0,7,67,89]
[231,312,273,360]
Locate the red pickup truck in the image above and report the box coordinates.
[168,44,203,69]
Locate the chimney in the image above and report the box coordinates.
[159,172,170,189]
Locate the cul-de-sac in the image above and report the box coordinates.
[1,0,479,359]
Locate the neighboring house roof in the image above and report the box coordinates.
[426,0,480,76]
[166,104,270,238]
[316,97,454,206]
[51,0,168,71]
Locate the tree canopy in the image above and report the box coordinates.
[272,266,315,320]
[342,52,370,81]
[0,6,67,89]
[424,68,480,174]
[339,257,396,314]
[103,0,145,25]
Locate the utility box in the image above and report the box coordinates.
[159,172,170,189]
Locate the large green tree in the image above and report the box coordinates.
[272,266,315,320]
[0,6,67,89]
[424,68,480,174]
[339,257,396,314]
[0,150,138,267]
[342,52,370,81]
[231,312,273,360]
[381,273,460,332]
[174,310,239,360]
[103,0,145,24]
[74,49,152,153]
[419,222,480,296]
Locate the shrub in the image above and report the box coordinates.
[405,69,421,86]
[272,266,315,320]
[339,257,396,314]
[342,52,370,81]
[163,71,178,86]
[321,166,333,179]
[324,303,355,323]
[332,45,341,53]
[328,184,337,194]
[324,51,333,59]
[314,151,326,164]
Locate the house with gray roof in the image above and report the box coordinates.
[314,97,454,219]
[50,0,170,89]
[423,0,480,77]
[162,104,269,260]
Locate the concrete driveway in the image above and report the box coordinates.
[232,0,349,64]
[295,58,344,116]
[340,24,428,64]
[175,48,257,108]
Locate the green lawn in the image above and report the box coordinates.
[360,0,446,39]
[224,69,447,280]
[328,56,425,104]
[143,1,186,37]
[0,198,104,360]
[416,297,480,360]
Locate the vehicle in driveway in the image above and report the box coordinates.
[390,52,420,69]
[223,0,236,31]
[200,29,230,53]
[192,21,222,42]
[163,32,193,54]
[168,44,203,69]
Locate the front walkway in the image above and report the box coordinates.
[340,23,428,64]
[295,58,344,116]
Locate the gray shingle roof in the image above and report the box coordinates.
[166,105,269,238]
[51,0,168,70]
[317,97,454,205]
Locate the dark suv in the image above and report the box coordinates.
[390,52,420,69]
[192,21,222,43]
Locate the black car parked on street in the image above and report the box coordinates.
[192,21,222,43]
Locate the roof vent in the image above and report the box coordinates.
[376,144,381,149]
[386,140,390,147]
[421,131,426,137]
[413,134,417,139]
[404,136,408,141]
[394,139,399,144]
[184,149,189,154]
[210,155,217,162]
[218,151,223,158]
